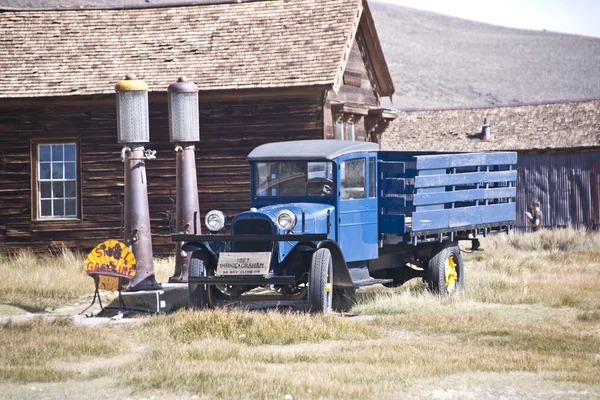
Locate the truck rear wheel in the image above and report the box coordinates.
[188,251,212,308]
[308,248,333,313]
[427,242,464,295]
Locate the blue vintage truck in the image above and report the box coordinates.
[172,140,517,312]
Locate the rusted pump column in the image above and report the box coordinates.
[167,77,201,283]
[115,74,161,291]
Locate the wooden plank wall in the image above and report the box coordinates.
[325,38,379,140]
[0,89,324,254]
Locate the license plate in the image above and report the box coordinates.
[216,252,271,276]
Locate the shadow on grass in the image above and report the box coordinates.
[6,303,45,313]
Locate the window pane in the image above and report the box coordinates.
[64,144,76,161]
[36,142,79,219]
[340,158,366,200]
[40,182,51,199]
[335,120,344,140]
[369,158,376,198]
[65,181,76,198]
[65,162,76,179]
[39,162,51,179]
[52,145,64,161]
[65,199,76,216]
[52,163,63,179]
[53,181,64,198]
[347,122,355,141]
[255,161,334,197]
[41,200,52,217]
[39,145,51,162]
[53,199,64,216]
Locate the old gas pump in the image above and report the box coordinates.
[167,77,201,283]
[115,74,161,291]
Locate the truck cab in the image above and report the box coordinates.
[173,140,517,312]
[249,140,380,264]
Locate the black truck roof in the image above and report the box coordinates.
[247,140,380,162]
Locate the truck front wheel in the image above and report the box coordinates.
[308,248,333,313]
[427,243,464,295]
[188,251,213,308]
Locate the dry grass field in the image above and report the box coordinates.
[1,229,600,399]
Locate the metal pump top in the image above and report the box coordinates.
[115,74,149,92]
[168,76,199,93]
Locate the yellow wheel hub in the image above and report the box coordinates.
[444,256,458,293]
[325,283,332,293]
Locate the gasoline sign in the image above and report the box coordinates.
[85,240,137,291]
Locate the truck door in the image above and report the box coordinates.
[337,153,378,262]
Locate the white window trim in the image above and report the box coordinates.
[35,142,79,220]
[334,116,358,141]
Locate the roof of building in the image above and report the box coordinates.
[248,140,379,161]
[381,99,600,152]
[0,0,394,99]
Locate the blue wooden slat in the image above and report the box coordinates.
[415,170,517,188]
[379,214,406,234]
[413,187,516,206]
[378,151,424,162]
[415,152,517,170]
[378,161,405,174]
[412,209,448,231]
[379,196,407,208]
[411,203,516,232]
[416,168,445,211]
[382,206,413,214]
[394,168,418,179]
[482,203,516,224]
[448,207,483,227]
[381,178,409,195]
[382,183,415,195]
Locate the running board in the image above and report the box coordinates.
[353,278,394,288]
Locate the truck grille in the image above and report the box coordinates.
[231,218,274,252]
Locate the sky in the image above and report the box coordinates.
[374,0,600,38]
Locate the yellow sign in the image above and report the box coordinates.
[85,240,137,291]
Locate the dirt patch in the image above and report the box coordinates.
[401,371,600,400]
[52,344,147,376]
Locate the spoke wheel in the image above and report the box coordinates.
[444,255,458,293]
[308,248,333,313]
[427,242,464,295]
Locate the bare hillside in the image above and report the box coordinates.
[2,0,599,109]
[370,1,600,108]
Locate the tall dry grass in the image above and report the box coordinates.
[0,248,175,312]
[0,317,121,383]
[353,228,600,314]
[0,248,91,311]
[0,229,599,399]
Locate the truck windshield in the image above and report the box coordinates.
[255,161,334,197]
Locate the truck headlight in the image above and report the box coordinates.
[205,210,226,232]
[276,210,296,231]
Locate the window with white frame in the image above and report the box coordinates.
[346,120,355,141]
[334,116,358,141]
[335,119,344,140]
[36,143,78,218]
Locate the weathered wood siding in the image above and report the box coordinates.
[0,89,324,254]
[516,151,600,230]
[325,38,379,140]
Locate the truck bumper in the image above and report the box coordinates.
[189,275,297,286]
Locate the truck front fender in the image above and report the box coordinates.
[316,240,353,288]
[180,241,219,265]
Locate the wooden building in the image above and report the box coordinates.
[0,0,396,253]
[381,99,600,230]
